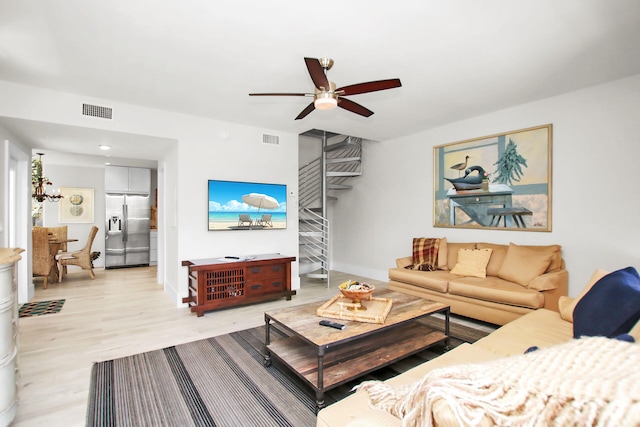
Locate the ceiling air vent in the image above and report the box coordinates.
[82,103,113,120]
[262,134,279,145]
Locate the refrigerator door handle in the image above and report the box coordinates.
[123,204,128,242]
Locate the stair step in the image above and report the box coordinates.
[326,157,361,164]
[299,231,323,237]
[327,171,361,177]
[328,184,352,190]
[324,136,361,152]
[306,273,328,279]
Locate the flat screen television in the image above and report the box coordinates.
[208,179,287,231]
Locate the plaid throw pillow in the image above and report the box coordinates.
[406,238,440,271]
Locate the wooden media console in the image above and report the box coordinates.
[181,253,296,316]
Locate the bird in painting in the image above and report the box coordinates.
[445,165,487,191]
[450,155,470,176]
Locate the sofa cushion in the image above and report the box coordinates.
[437,237,448,270]
[476,242,509,276]
[408,237,440,271]
[474,308,573,356]
[388,268,452,293]
[573,267,640,338]
[448,276,544,309]
[359,337,640,427]
[317,344,501,427]
[520,244,562,272]
[559,268,609,322]
[450,248,493,278]
[446,242,476,270]
[497,243,553,287]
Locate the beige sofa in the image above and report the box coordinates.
[317,268,640,426]
[389,239,569,325]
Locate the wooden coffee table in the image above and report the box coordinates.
[263,289,450,410]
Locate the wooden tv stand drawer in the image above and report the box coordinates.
[181,254,296,317]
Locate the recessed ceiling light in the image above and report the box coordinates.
[99,145,111,150]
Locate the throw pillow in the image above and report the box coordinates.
[407,238,440,271]
[559,268,609,322]
[497,243,554,287]
[446,242,476,270]
[476,242,508,276]
[450,248,493,278]
[520,244,563,272]
[573,267,640,338]
[558,296,574,322]
[629,319,640,342]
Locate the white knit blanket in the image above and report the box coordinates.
[356,337,640,426]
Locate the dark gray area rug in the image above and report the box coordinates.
[86,316,493,427]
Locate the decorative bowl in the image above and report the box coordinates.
[339,280,375,305]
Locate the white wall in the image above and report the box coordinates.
[332,74,640,297]
[40,164,107,267]
[0,125,31,302]
[0,80,300,307]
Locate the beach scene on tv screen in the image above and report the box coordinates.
[208,180,287,230]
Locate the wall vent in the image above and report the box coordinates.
[82,103,113,119]
[262,134,279,145]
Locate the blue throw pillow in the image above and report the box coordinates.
[573,267,640,338]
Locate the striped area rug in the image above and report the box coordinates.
[87,317,492,426]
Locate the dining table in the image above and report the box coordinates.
[48,237,78,282]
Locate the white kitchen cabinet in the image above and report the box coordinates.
[105,166,150,194]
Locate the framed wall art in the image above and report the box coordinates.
[434,124,552,231]
[59,187,95,223]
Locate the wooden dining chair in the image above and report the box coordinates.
[56,226,99,282]
[32,226,55,289]
[47,225,69,274]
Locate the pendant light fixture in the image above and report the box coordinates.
[32,153,63,202]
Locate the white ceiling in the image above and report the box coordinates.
[1,0,639,166]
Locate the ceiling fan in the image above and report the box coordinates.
[249,57,402,120]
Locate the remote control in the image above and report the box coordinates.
[225,256,240,259]
[319,320,345,330]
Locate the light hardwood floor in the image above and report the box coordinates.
[14,267,386,426]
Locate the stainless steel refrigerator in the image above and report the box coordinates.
[105,193,150,268]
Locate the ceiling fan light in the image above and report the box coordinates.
[314,94,337,110]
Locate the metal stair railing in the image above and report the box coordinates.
[298,134,362,286]
[299,158,322,209]
[299,206,329,286]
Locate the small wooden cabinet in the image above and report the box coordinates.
[181,254,296,317]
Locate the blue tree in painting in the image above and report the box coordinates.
[493,138,528,185]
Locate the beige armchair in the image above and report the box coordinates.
[32,226,54,289]
[56,226,98,281]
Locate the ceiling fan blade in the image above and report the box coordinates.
[304,57,330,90]
[336,78,402,96]
[295,102,316,120]
[249,93,309,96]
[337,98,374,117]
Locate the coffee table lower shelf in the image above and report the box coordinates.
[265,323,447,410]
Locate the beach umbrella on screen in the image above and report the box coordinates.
[242,193,279,215]
[242,193,279,229]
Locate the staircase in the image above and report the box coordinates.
[298,130,363,285]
